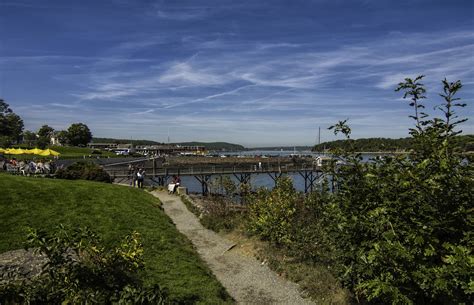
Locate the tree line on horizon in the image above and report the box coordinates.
[0,99,92,149]
[92,138,245,151]
[313,134,474,152]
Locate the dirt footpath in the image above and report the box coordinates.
[151,191,314,305]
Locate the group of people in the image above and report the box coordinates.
[127,164,183,192]
[128,164,146,188]
[168,175,181,194]
[1,157,56,175]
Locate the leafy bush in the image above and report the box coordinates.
[324,77,473,304]
[209,175,237,198]
[247,177,302,246]
[200,197,246,232]
[182,194,245,233]
[245,76,473,304]
[0,225,168,304]
[192,176,247,232]
[247,177,338,263]
[55,161,111,183]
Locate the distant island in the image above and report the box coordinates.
[92,137,161,146]
[91,138,245,151]
[92,135,474,153]
[312,135,474,152]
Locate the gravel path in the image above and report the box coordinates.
[151,191,314,305]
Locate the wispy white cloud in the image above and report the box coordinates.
[159,62,229,86]
[16,27,471,146]
[162,84,256,109]
[76,29,474,101]
[376,73,411,89]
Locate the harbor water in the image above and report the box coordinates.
[155,150,383,194]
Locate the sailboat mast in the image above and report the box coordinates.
[318,126,321,145]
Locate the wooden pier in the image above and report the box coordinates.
[103,157,327,194]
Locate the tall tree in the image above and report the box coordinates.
[0,99,24,146]
[37,125,55,149]
[67,123,92,146]
[37,125,54,138]
[56,130,69,145]
[23,130,38,147]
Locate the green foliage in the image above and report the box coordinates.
[55,161,111,183]
[200,197,245,233]
[324,76,473,304]
[67,123,92,146]
[0,99,24,146]
[247,178,337,262]
[37,124,54,138]
[210,175,237,198]
[92,137,161,145]
[191,176,246,232]
[181,195,203,216]
[314,137,411,152]
[36,125,55,148]
[22,130,37,147]
[246,76,473,304]
[313,135,473,153]
[56,130,69,145]
[0,225,168,304]
[0,174,233,303]
[50,145,117,159]
[248,177,302,245]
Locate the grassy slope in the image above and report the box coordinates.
[0,174,232,304]
[51,146,117,158]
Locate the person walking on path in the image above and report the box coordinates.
[137,168,145,188]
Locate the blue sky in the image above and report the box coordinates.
[1,0,473,147]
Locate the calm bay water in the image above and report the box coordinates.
[178,172,312,194]
[166,150,382,194]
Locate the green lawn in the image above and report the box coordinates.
[51,146,118,158]
[0,173,233,304]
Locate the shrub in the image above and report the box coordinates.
[287,190,339,264]
[247,177,302,246]
[325,77,473,304]
[55,161,111,183]
[0,225,168,304]
[194,176,248,232]
[244,76,473,304]
[200,197,246,232]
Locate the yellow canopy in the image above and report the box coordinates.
[27,148,44,155]
[5,148,26,155]
[39,148,60,156]
[0,148,5,153]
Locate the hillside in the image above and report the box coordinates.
[91,138,245,151]
[92,137,161,145]
[0,174,232,304]
[313,135,474,152]
[174,142,245,151]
